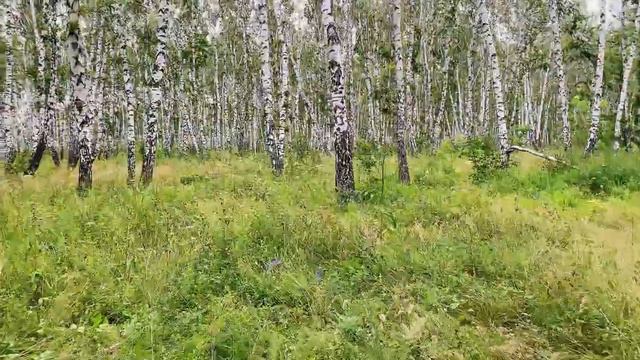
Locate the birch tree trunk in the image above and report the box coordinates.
[405,0,417,153]
[391,0,410,184]
[141,0,169,186]
[584,0,607,154]
[364,56,377,142]
[274,0,289,175]
[434,45,450,148]
[119,9,136,186]
[535,66,550,146]
[67,31,80,171]
[479,0,510,165]
[613,1,639,152]
[322,0,355,195]
[47,0,62,164]
[464,36,477,138]
[67,0,94,192]
[549,0,571,150]
[1,0,18,167]
[90,26,107,161]
[256,0,279,173]
[25,0,49,175]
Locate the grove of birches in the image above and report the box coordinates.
[0,0,638,191]
[2,0,640,358]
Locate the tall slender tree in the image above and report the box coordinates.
[25,0,61,175]
[0,0,18,167]
[549,0,571,150]
[585,0,607,154]
[478,0,510,165]
[274,0,289,175]
[118,6,136,186]
[391,0,410,183]
[613,0,639,152]
[256,0,280,173]
[66,0,93,191]
[322,0,355,195]
[141,0,170,186]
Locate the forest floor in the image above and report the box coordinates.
[1,148,640,359]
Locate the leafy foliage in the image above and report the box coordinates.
[457,137,505,184]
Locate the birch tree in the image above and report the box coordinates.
[613,0,639,152]
[391,0,410,184]
[256,0,281,173]
[274,0,289,175]
[322,0,355,195]
[549,0,571,150]
[66,0,94,191]
[141,0,169,186]
[478,0,510,165]
[25,0,61,175]
[118,6,136,186]
[584,0,607,154]
[0,0,18,167]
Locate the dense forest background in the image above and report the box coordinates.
[0,0,639,190]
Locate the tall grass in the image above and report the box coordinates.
[1,151,639,359]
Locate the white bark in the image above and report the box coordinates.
[585,0,608,154]
[119,9,136,186]
[434,45,450,148]
[479,0,509,164]
[392,0,410,183]
[535,66,550,146]
[141,0,169,185]
[274,0,289,174]
[0,0,18,163]
[322,0,355,193]
[67,0,93,191]
[549,0,571,149]
[614,1,639,151]
[364,56,377,142]
[29,0,47,155]
[256,0,278,171]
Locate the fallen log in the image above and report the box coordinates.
[506,145,576,169]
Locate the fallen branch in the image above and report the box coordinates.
[506,145,576,169]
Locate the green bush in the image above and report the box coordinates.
[5,150,30,174]
[458,137,505,184]
[568,160,640,196]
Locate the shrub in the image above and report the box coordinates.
[458,137,505,184]
[290,134,313,161]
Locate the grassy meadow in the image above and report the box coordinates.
[1,147,640,359]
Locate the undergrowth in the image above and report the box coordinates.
[0,151,639,359]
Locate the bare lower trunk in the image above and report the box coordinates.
[256,0,278,172]
[67,0,93,192]
[119,11,136,186]
[614,1,639,152]
[479,0,509,165]
[434,45,450,148]
[141,0,169,185]
[549,0,571,149]
[364,56,377,142]
[535,66,550,147]
[322,0,355,195]
[584,1,607,154]
[392,0,410,184]
[274,0,289,175]
[1,0,18,167]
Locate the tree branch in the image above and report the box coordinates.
[506,145,576,168]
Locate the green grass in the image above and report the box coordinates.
[1,151,640,359]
